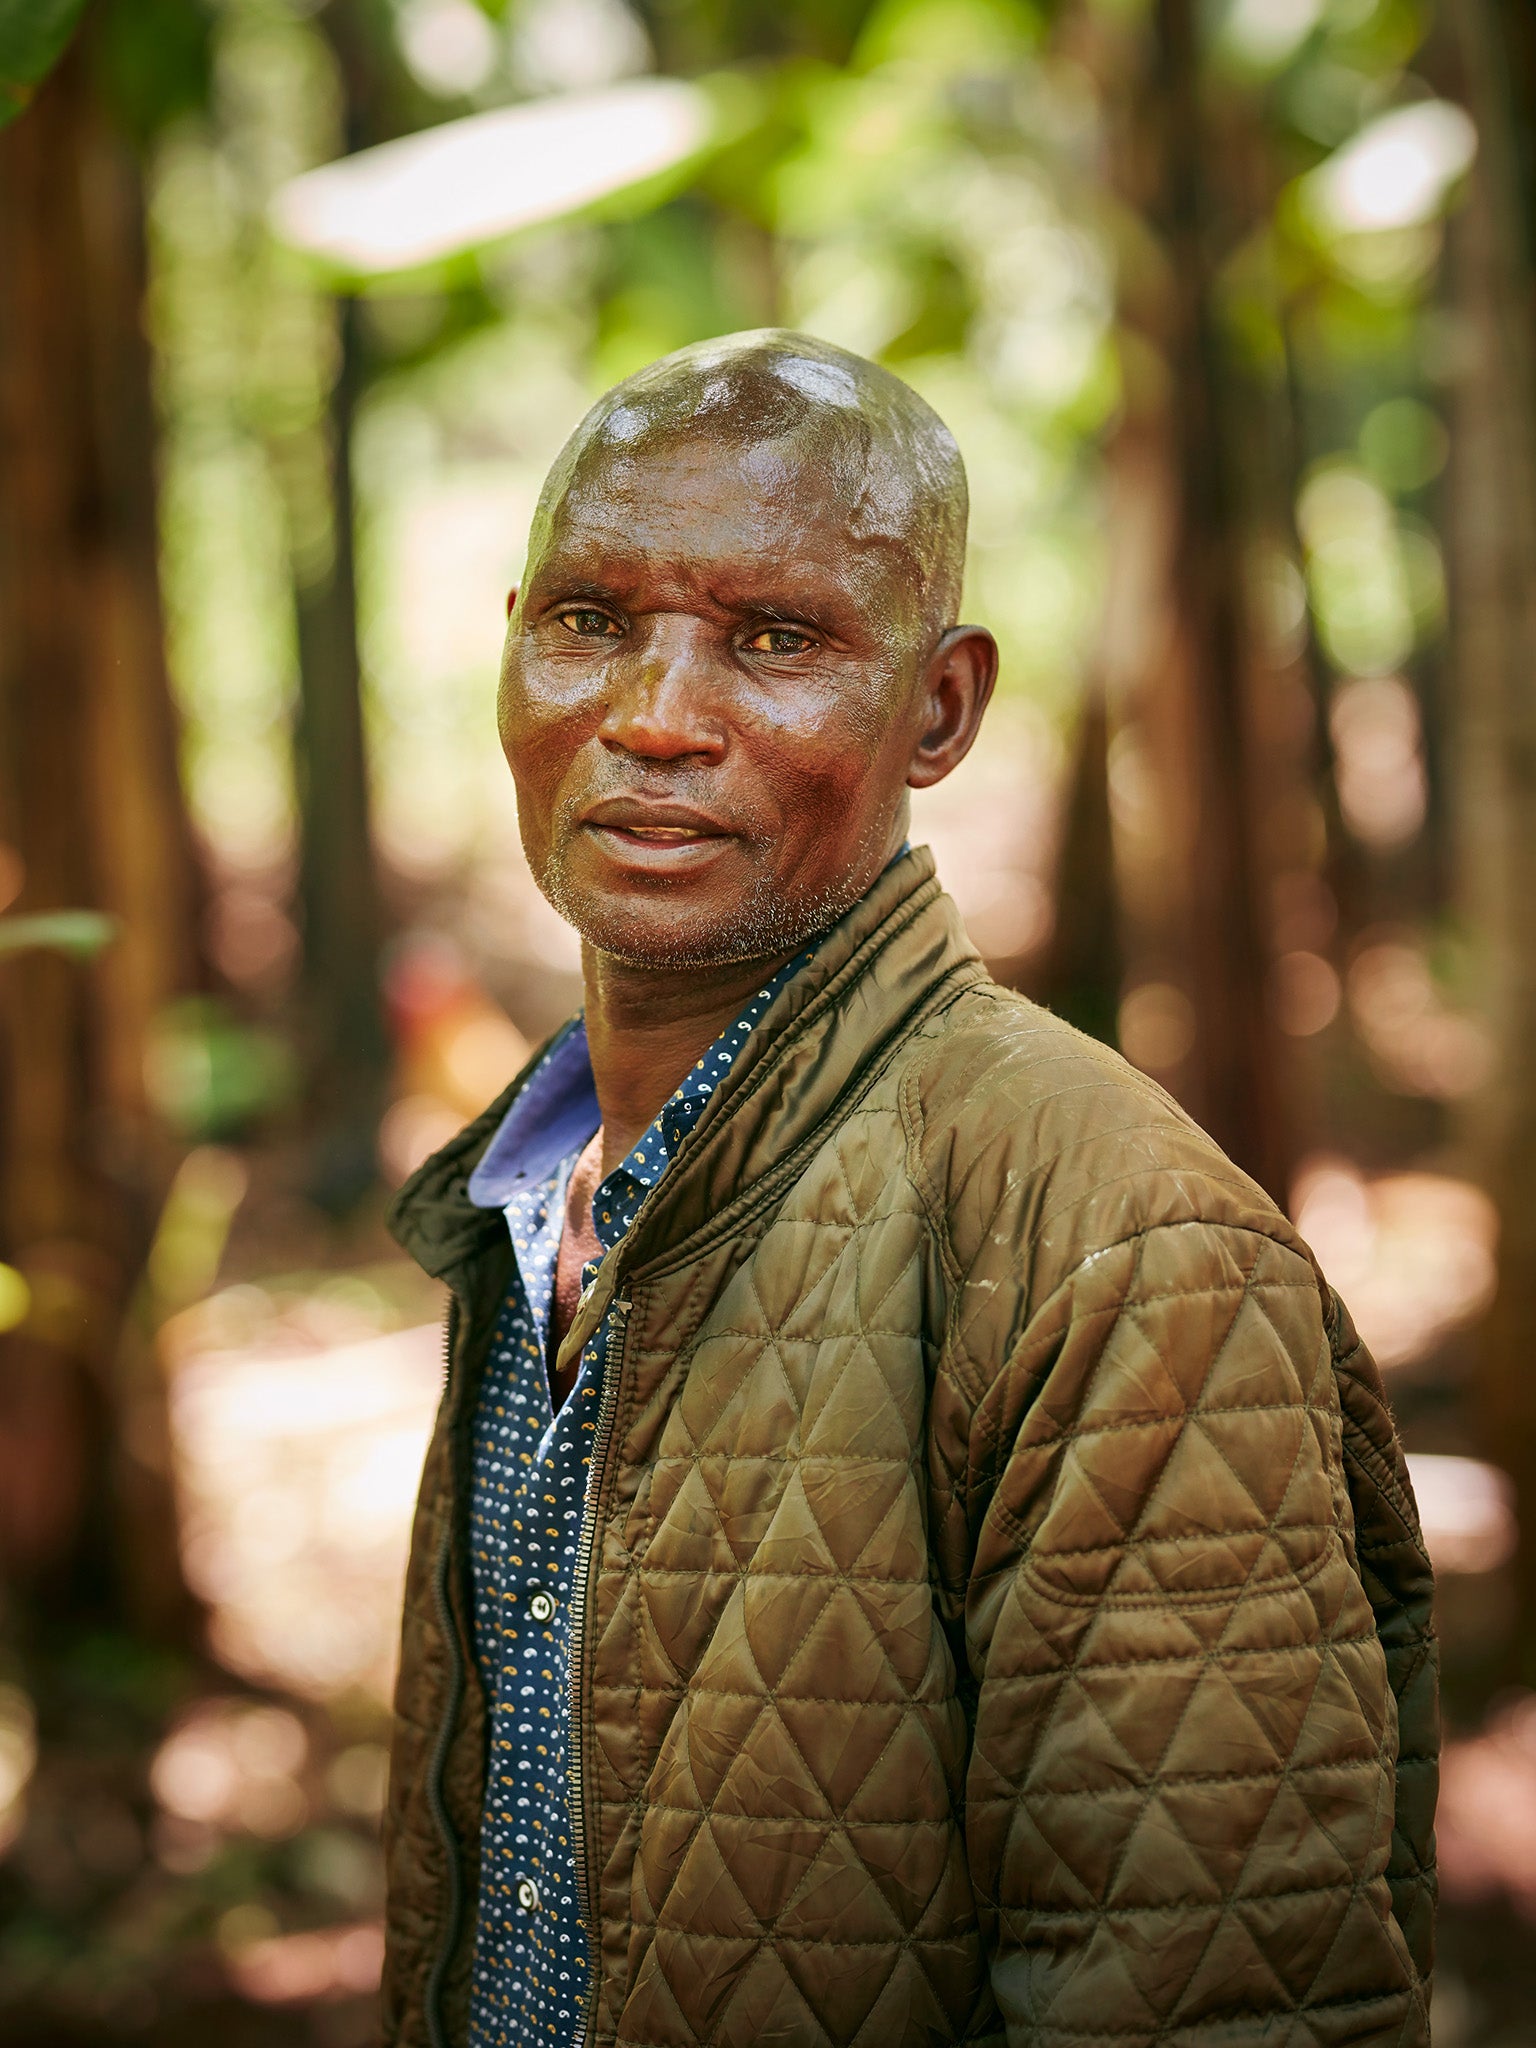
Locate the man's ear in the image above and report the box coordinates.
[506,584,519,620]
[906,624,999,790]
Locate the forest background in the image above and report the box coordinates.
[3,0,1536,2039]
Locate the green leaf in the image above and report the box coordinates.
[0,0,91,128]
[143,997,296,1140]
[0,910,118,957]
[95,0,214,143]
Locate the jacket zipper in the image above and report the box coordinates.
[568,1292,632,2048]
[423,1296,466,2048]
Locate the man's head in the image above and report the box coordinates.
[499,329,997,969]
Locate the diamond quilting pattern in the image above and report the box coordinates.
[385,865,1435,2048]
[581,1035,1428,2045]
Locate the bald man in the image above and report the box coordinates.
[384,333,1436,2048]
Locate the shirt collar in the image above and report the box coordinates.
[465,1020,598,1209]
[465,946,813,1213]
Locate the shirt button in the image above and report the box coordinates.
[529,1591,556,1622]
[516,1876,542,1912]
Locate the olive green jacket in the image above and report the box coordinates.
[384,847,1437,2048]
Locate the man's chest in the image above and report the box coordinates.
[584,1131,946,1663]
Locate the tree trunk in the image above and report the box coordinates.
[287,293,391,1208]
[284,6,391,1211]
[1446,0,1536,1681]
[0,42,201,1642]
[1082,0,1295,1201]
[1033,680,1122,1049]
[1146,0,1290,1197]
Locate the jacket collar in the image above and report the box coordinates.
[387,846,983,1286]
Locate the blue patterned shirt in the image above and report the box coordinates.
[462,952,811,2046]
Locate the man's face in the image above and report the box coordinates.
[499,431,932,969]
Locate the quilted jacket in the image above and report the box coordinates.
[384,847,1438,2048]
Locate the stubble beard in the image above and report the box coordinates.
[533,815,894,972]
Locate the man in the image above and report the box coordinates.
[384,330,1436,2048]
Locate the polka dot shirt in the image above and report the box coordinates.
[466,951,813,2048]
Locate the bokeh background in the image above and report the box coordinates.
[1,0,1534,2039]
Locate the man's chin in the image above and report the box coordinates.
[543,873,850,974]
[569,905,807,973]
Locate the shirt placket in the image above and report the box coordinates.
[469,953,814,2046]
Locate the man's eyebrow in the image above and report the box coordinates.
[527,574,624,606]
[694,582,864,634]
[728,594,850,630]
[529,559,866,627]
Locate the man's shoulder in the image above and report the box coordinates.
[900,982,1305,1289]
[903,978,1219,1166]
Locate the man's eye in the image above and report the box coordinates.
[745,626,814,656]
[556,608,621,637]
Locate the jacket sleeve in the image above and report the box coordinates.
[954,1217,1430,2048]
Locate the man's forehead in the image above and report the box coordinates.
[536,428,892,573]
[571,406,861,494]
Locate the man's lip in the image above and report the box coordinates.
[577,797,739,873]
[581,797,731,838]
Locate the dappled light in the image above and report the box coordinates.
[1345,935,1494,1100]
[1439,1696,1536,1918]
[224,1921,385,2007]
[1292,1157,1497,1368]
[151,1702,311,1840]
[4,0,1536,2035]
[1407,1455,1518,1578]
[165,1306,442,1702]
[270,80,715,275]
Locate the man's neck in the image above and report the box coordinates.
[581,947,799,1178]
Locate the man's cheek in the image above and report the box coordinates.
[503,683,581,792]
[771,749,884,831]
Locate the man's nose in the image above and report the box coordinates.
[598,615,724,763]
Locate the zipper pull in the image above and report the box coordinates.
[440,1297,460,1389]
[614,1297,633,1316]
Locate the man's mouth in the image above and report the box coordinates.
[579,797,735,867]
[603,823,712,844]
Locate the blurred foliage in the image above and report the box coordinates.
[140,0,1464,908]
[10,0,1526,2034]
[93,0,216,142]
[144,1002,296,1143]
[0,913,118,958]
[0,0,89,127]
[147,0,1120,882]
